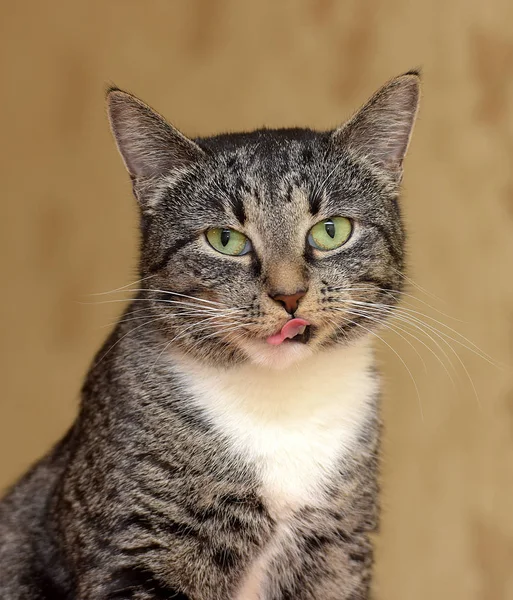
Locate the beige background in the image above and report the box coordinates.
[1,1,513,598]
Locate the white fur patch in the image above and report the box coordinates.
[173,339,377,598]
[174,339,376,513]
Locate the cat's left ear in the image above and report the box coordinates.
[107,88,205,181]
[332,71,420,181]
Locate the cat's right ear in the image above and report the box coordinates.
[106,88,204,181]
[331,71,420,182]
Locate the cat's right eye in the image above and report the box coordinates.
[205,227,252,256]
[308,216,352,251]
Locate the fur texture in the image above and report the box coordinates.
[0,72,420,599]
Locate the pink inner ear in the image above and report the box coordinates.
[266,318,310,346]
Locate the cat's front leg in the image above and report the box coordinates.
[77,564,191,600]
[70,505,273,600]
[74,552,250,600]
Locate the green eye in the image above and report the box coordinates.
[308,216,352,251]
[206,227,251,256]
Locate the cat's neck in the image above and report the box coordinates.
[170,337,377,422]
[170,339,379,513]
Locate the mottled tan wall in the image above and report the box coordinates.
[1,1,512,598]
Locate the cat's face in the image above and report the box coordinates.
[108,73,419,368]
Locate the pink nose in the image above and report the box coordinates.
[271,290,307,314]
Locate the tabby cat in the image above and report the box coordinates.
[0,71,420,599]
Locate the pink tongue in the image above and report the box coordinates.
[266,318,310,346]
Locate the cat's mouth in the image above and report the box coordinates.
[266,318,312,346]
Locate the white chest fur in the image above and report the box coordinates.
[173,341,377,600]
[174,340,377,514]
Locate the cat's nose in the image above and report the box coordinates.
[271,290,307,314]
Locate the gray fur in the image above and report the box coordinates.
[0,72,420,599]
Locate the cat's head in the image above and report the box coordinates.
[107,72,419,369]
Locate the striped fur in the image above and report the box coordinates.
[0,72,419,599]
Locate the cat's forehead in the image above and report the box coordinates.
[201,129,328,181]
[223,158,318,239]
[199,129,330,225]
[242,179,312,243]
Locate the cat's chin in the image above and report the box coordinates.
[239,338,315,370]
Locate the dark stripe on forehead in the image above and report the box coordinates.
[230,175,249,224]
[230,196,246,225]
[149,238,192,273]
[309,187,323,216]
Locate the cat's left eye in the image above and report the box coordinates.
[308,216,352,251]
[205,227,252,256]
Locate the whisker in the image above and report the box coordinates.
[87,274,158,296]
[142,340,176,383]
[339,315,424,420]
[335,301,482,404]
[389,309,482,406]
[384,304,495,366]
[95,285,248,313]
[383,312,459,385]
[389,265,445,303]
[201,323,250,341]
[141,315,240,383]
[105,309,240,329]
[329,288,494,363]
[170,316,241,345]
[93,314,173,367]
[337,307,427,373]
[127,289,229,308]
[338,301,460,371]
[81,298,246,313]
[169,320,252,359]
[143,315,245,370]
[335,305,459,386]
[328,285,464,322]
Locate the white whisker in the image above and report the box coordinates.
[334,300,482,405]
[330,288,494,363]
[339,315,424,420]
[87,274,158,296]
[329,285,464,322]
[170,316,241,345]
[338,307,427,372]
[94,314,172,367]
[129,288,229,308]
[142,316,240,383]
[389,265,444,303]
[201,323,249,341]
[108,309,240,328]
[81,298,245,313]
[336,304,460,387]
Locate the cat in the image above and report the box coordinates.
[0,71,419,599]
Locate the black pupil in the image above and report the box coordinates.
[220,229,231,246]
[325,220,336,238]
